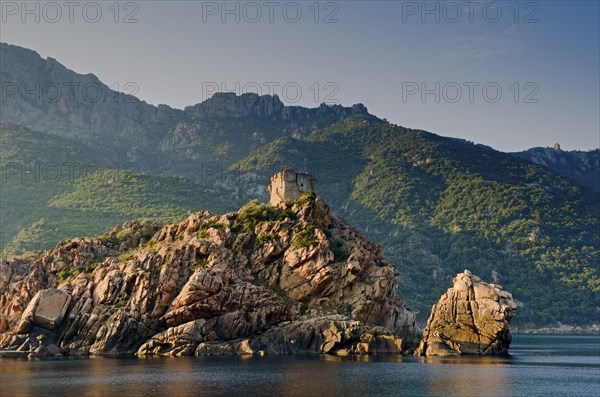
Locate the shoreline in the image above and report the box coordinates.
[511,325,600,334]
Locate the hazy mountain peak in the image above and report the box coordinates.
[0,42,377,149]
[184,91,285,118]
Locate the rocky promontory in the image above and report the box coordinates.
[0,195,419,357]
[415,270,517,356]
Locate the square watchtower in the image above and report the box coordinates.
[268,169,316,206]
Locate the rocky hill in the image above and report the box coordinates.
[512,145,600,192]
[1,42,598,328]
[0,195,419,356]
[0,42,372,177]
[230,117,600,326]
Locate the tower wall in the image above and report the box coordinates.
[268,169,316,206]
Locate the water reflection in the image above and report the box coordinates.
[417,356,511,397]
[416,355,511,365]
[0,335,598,397]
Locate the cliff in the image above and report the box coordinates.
[0,195,418,357]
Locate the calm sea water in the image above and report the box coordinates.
[1,334,599,397]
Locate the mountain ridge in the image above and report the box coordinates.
[2,43,388,185]
[227,116,599,325]
[1,42,598,327]
[513,145,599,191]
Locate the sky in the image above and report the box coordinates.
[1,0,598,151]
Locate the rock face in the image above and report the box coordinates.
[185,92,285,119]
[138,315,405,357]
[0,195,418,356]
[415,270,517,356]
[0,43,374,178]
[16,289,71,333]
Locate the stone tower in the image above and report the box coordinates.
[553,143,561,152]
[268,169,317,206]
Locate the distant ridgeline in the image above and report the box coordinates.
[512,143,600,192]
[1,42,598,327]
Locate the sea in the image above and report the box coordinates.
[0,334,598,396]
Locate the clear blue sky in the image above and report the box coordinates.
[1,0,598,151]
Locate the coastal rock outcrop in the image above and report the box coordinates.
[0,195,418,356]
[415,270,517,356]
[15,289,71,333]
[137,315,406,356]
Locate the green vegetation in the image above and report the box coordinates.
[3,116,598,326]
[197,220,226,238]
[233,116,600,326]
[295,191,317,207]
[276,207,295,221]
[237,200,277,231]
[84,262,101,273]
[118,252,134,262]
[258,233,277,246]
[0,124,91,256]
[191,258,208,271]
[514,147,600,192]
[293,225,317,248]
[331,239,350,262]
[5,46,596,327]
[0,124,226,258]
[57,266,80,282]
[299,303,309,315]
[47,170,203,219]
[116,298,128,308]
